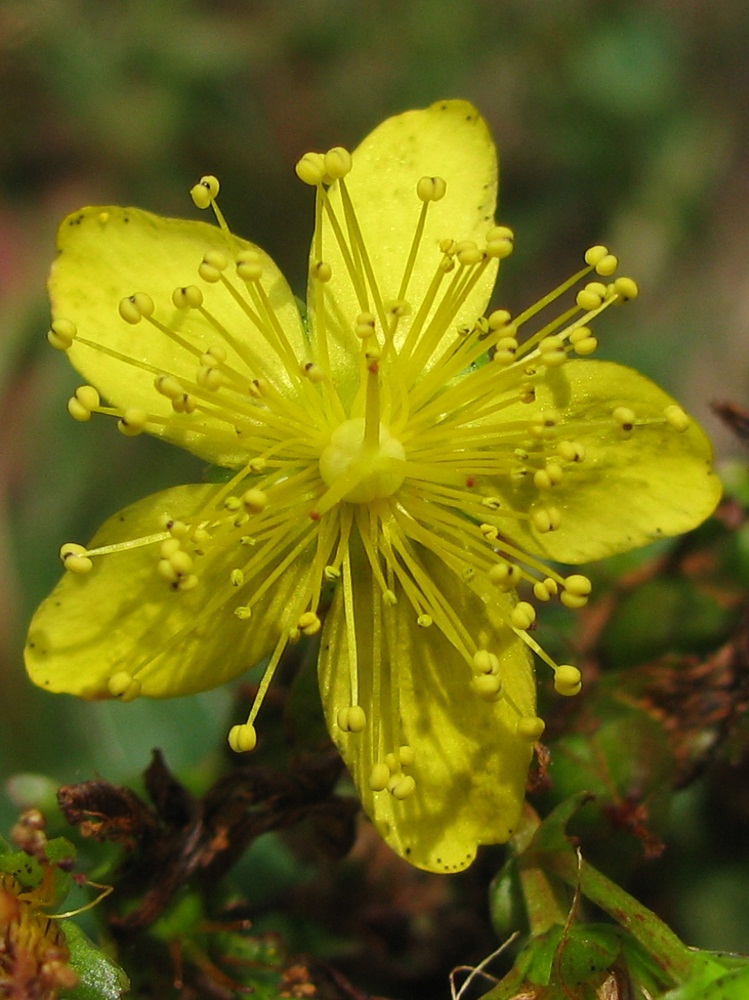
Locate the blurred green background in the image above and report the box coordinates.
[2,0,749,975]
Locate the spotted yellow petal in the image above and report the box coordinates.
[307,99,499,400]
[51,207,306,467]
[483,359,722,563]
[25,484,315,700]
[318,536,537,873]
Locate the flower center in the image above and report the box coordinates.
[319,418,406,503]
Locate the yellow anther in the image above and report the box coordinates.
[176,574,199,592]
[60,542,93,574]
[538,335,567,367]
[303,362,325,383]
[489,561,522,589]
[558,439,585,463]
[118,292,155,325]
[295,151,327,186]
[488,309,513,329]
[510,602,536,630]
[160,537,182,557]
[456,240,483,266]
[416,175,447,202]
[337,705,366,733]
[198,250,228,283]
[554,665,582,697]
[190,174,220,209]
[576,282,608,312]
[172,284,204,309]
[472,649,499,675]
[385,299,411,317]
[47,318,77,350]
[117,408,148,436]
[311,260,332,283]
[108,671,141,701]
[324,565,341,582]
[165,519,188,538]
[399,745,415,766]
[573,334,598,355]
[516,716,546,741]
[197,365,222,391]
[531,507,561,533]
[584,245,609,267]
[613,406,636,429]
[234,606,252,620]
[383,589,398,605]
[485,225,515,259]
[230,569,245,587]
[236,250,263,282]
[533,580,554,601]
[613,276,639,301]
[594,253,618,276]
[561,574,592,609]
[154,374,183,400]
[391,775,416,800]
[564,574,592,597]
[664,404,690,431]
[242,488,268,513]
[471,673,502,701]
[355,312,376,339]
[417,613,433,628]
[324,146,352,180]
[493,336,519,366]
[67,385,100,422]
[298,611,322,636]
[385,752,398,773]
[228,723,257,753]
[369,763,391,792]
[168,549,194,576]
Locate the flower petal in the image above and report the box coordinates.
[318,537,536,873]
[487,360,722,563]
[309,100,499,392]
[51,207,306,466]
[25,484,313,699]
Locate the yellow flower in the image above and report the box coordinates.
[25,101,720,873]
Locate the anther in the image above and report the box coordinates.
[613,406,636,430]
[471,673,502,701]
[533,578,559,601]
[370,763,391,792]
[311,260,332,282]
[118,293,154,325]
[558,439,585,462]
[298,611,322,636]
[295,152,327,186]
[60,542,93,574]
[510,602,536,630]
[554,665,582,697]
[416,175,447,202]
[613,276,638,301]
[390,775,416,800]
[594,253,618,276]
[472,650,500,675]
[489,561,522,589]
[67,385,100,422]
[198,251,228,283]
[172,284,204,309]
[531,507,561,533]
[155,374,184,400]
[47,318,77,350]
[324,146,352,180]
[337,705,366,733]
[576,282,607,312]
[584,245,609,267]
[236,250,263,282]
[190,175,220,210]
[516,717,546,740]
[664,404,690,431]
[242,488,267,513]
[485,225,515,259]
[108,671,142,701]
[117,408,148,436]
[570,325,598,355]
[561,574,592,609]
[228,723,257,753]
[230,569,245,587]
[355,312,376,339]
[417,614,433,628]
[455,240,483,266]
[538,335,567,367]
